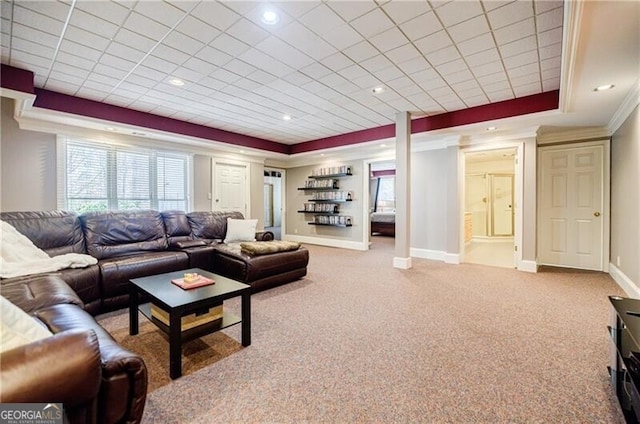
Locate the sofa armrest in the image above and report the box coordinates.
[0,329,101,406]
[255,231,274,241]
[173,239,208,249]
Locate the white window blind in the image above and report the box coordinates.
[58,139,191,213]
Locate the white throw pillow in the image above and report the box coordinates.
[0,295,52,353]
[224,218,258,243]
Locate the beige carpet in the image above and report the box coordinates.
[97,237,627,423]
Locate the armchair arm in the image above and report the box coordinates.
[0,329,101,406]
[255,230,274,241]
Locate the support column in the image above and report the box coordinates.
[394,111,412,269]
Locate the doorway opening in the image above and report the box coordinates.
[368,160,396,248]
[264,168,284,240]
[464,148,516,268]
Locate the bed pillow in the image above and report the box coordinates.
[0,295,52,353]
[224,218,258,244]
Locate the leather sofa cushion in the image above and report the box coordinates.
[1,275,83,314]
[0,211,85,256]
[214,245,309,283]
[161,210,194,247]
[81,210,168,259]
[187,211,244,241]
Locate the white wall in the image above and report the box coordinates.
[611,104,639,290]
[1,97,57,211]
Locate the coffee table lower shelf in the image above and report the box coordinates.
[138,303,242,343]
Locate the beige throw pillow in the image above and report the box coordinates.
[224,218,258,243]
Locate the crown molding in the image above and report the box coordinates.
[536,126,610,145]
[559,0,584,113]
[608,82,640,134]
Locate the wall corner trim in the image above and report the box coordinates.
[518,260,539,273]
[410,248,446,261]
[393,257,412,269]
[610,263,640,298]
[444,253,460,264]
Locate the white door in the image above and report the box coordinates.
[214,163,247,216]
[539,145,604,270]
[492,174,513,236]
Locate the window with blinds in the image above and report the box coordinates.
[58,139,191,213]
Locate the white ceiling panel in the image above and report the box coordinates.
[1,0,567,144]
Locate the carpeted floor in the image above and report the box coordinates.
[98,237,628,423]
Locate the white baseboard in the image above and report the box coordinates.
[518,260,538,273]
[444,253,460,264]
[393,257,412,269]
[609,263,640,298]
[410,248,445,261]
[283,234,368,251]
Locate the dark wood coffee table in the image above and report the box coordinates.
[129,268,251,379]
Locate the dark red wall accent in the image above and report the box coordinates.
[33,88,289,154]
[2,64,560,155]
[0,65,35,94]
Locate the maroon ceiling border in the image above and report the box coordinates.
[2,64,559,156]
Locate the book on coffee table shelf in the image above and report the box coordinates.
[150,303,223,331]
[171,275,214,290]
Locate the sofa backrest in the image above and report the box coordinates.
[161,210,193,247]
[186,211,244,241]
[80,210,168,259]
[0,211,86,256]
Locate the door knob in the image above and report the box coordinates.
[594,211,601,217]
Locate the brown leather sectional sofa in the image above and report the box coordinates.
[0,209,309,424]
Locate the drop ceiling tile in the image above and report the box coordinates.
[447,15,491,43]
[320,52,354,72]
[285,71,315,87]
[277,22,337,60]
[45,78,83,94]
[434,0,483,27]
[181,56,216,75]
[77,83,110,98]
[540,57,560,71]
[64,26,112,51]
[424,45,460,66]
[190,1,241,31]
[352,73,382,89]
[397,56,431,74]
[511,72,540,87]
[399,11,442,40]
[125,73,158,88]
[227,59,258,77]
[481,79,511,93]
[57,51,96,71]
[499,35,537,58]
[93,63,128,80]
[256,36,314,69]
[465,48,501,67]
[384,43,422,64]
[299,62,333,79]
[536,7,563,32]
[18,1,70,22]
[71,8,121,39]
[373,65,404,81]
[457,32,495,55]
[169,67,204,84]
[233,77,264,92]
[512,82,541,97]
[507,62,538,78]
[13,5,65,36]
[49,69,86,86]
[343,41,379,62]
[440,68,473,84]
[472,61,506,77]
[133,64,168,81]
[382,1,431,24]
[325,1,377,23]
[162,31,205,56]
[226,18,270,46]
[198,45,233,67]
[106,42,147,63]
[11,37,55,60]
[298,4,344,35]
[417,76,448,91]
[112,28,156,55]
[133,1,185,27]
[338,64,369,80]
[198,76,227,91]
[350,8,395,38]
[210,68,243,84]
[386,76,417,90]
[482,0,511,12]
[11,23,59,48]
[100,53,136,72]
[439,97,466,111]
[542,78,560,91]
[273,1,319,19]
[175,16,221,44]
[464,94,489,107]
[477,70,508,85]
[369,27,408,52]
[504,50,539,70]
[451,78,481,92]
[394,83,423,98]
[538,27,562,48]
[487,1,534,30]
[207,36,248,60]
[534,0,563,14]
[415,30,453,56]
[322,23,364,50]
[118,81,150,95]
[318,72,350,88]
[494,18,535,45]
[246,69,279,85]
[409,67,441,84]
[539,42,561,60]
[360,54,394,73]
[541,67,560,80]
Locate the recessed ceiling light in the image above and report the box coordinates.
[282,114,291,121]
[381,144,387,147]
[372,86,385,94]
[106,127,116,131]
[320,153,325,157]
[486,126,497,131]
[239,150,246,154]
[594,84,614,91]
[261,10,279,25]
[168,78,184,86]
